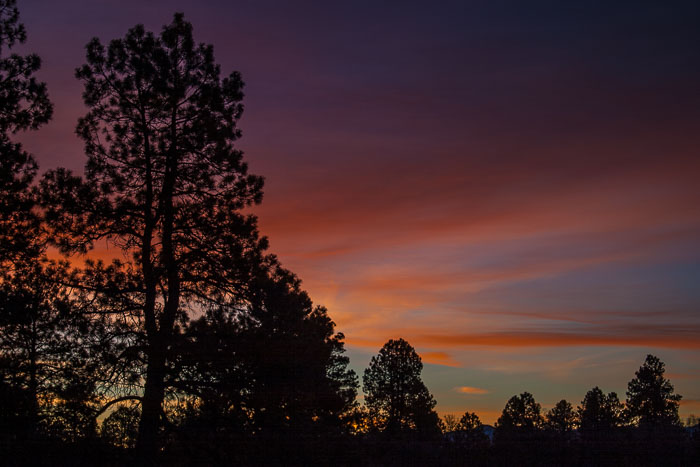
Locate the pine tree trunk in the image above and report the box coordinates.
[136,344,166,462]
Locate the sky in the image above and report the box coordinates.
[14,0,700,423]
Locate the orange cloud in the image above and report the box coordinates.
[455,386,489,395]
[419,351,461,367]
[257,146,700,263]
[413,331,700,350]
[345,327,700,354]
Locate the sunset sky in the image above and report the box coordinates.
[16,0,700,423]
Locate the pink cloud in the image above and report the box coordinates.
[455,386,490,395]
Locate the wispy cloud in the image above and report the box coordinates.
[455,386,490,395]
[346,325,700,355]
[420,351,461,367]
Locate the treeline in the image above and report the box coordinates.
[0,2,698,465]
[437,354,698,466]
[344,340,698,466]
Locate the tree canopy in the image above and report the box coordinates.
[578,387,625,433]
[496,392,544,432]
[626,354,681,427]
[38,12,349,459]
[0,0,52,264]
[0,0,78,444]
[546,399,577,434]
[362,338,439,435]
[455,411,489,446]
[179,266,357,436]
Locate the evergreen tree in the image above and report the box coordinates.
[172,267,357,464]
[239,267,358,433]
[496,392,544,431]
[362,338,439,435]
[41,13,267,459]
[456,411,489,445]
[494,392,545,464]
[179,266,357,435]
[546,399,577,433]
[626,354,681,427]
[0,0,52,265]
[0,0,99,449]
[545,399,577,464]
[578,386,625,433]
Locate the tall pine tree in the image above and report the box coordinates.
[363,338,440,435]
[41,13,267,458]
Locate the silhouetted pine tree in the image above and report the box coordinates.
[40,13,268,460]
[625,355,687,466]
[363,338,440,436]
[626,354,681,427]
[172,266,357,464]
[494,392,545,465]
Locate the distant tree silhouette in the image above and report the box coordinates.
[546,399,577,434]
[442,411,490,466]
[494,392,545,464]
[626,354,681,427]
[456,411,482,432]
[456,411,489,445]
[40,13,267,459]
[578,386,627,464]
[496,392,544,431]
[578,387,625,433]
[362,338,440,435]
[544,399,578,464]
[442,413,458,432]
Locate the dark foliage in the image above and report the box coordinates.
[0,0,96,452]
[578,386,625,433]
[576,387,627,463]
[442,411,490,466]
[627,354,682,427]
[496,391,544,432]
[37,11,357,462]
[0,259,100,443]
[39,12,267,459]
[165,266,358,464]
[0,0,52,264]
[494,392,546,465]
[363,338,441,436]
[546,399,577,434]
